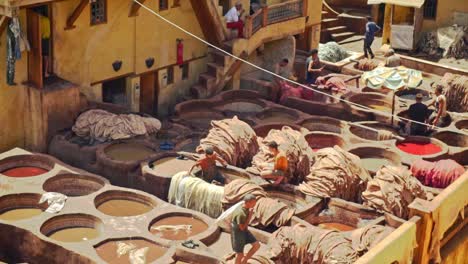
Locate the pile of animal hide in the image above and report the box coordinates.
[72,109,161,143]
[435,73,468,113]
[350,224,395,255]
[362,165,433,219]
[168,172,224,218]
[298,146,371,202]
[251,197,295,228]
[268,224,358,264]
[247,127,314,184]
[318,42,350,63]
[221,179,267,208]
[196,116,259,168]
[356,58,379,71]
[418,25,468,59]
[411,159,465,189]
[279,81,303,104]
[316,75,348,93]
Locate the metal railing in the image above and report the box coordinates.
[244,0,307,38]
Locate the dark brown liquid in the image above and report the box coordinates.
[0,208,42,221]
[105,144,155,161]
[319,222,355,232]
[49,227,99,242]
[97,199,152,217]
[151,157,195,176]
[150,216,208,241]
[259,113,296,123]
[96,239,167,264]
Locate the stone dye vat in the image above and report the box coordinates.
[254,123,302,138]
[396,136,447,157]
[150,156,196,177]
[432,131,468,148]
[150,213,209,241]
[255,108,301,124]
[304,132,346,152]
[349,146,402,174]
[348,92,394,114]
[0,193,46,221]
[455,119,468,132]
[95,191,155,217]
[41,214,102,243]
[95,238,168,264]
[0,154,54,178]
[299,116,346,134]
[42,174,106,197]
[395,88,432,102]
[349,121,399,142]
[104,143,156,162]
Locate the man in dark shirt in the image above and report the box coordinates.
[231,194,260,264]
[408,93,429,136]
[364,16,381,59]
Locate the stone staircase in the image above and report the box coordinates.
[320,1,363,44]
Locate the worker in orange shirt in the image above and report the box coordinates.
[260,141,288,185]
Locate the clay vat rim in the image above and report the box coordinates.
[397,109,452,128]
[213,98,268,112]
[395,88,432,102]
[0,193,47,215]
[304,131,347,148]
[40,213,103,241]
[255,107,301,121]
[394,136,449,158]
[454,119,468,131]
[432,131,468,148]
[94,190,157,216]
[42,173,106,197]
[348,121,400,142]
[347,92,393,110]
[0,154,55,177]
[99,141,159,164]
[348,146,402,163]
[298,116,346,132]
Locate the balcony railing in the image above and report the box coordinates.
[245,0,307,38]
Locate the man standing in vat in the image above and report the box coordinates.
[260,141,288,185]
[303,49,325,100]
[231,194,260,264]
[408,93,430,136]
[188,147,228,185]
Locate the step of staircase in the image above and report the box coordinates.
[322,26,347,34]
[321,10,335,19]
[321,18,340,28]
[337,35,365,45]
[209,49,229,67]
[190,84,207,99]
[199,73,217,87]
[331,31,356,42]
[207,62,224,76]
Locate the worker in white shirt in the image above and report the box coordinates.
[225,1,245,38]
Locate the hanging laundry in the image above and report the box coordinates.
[6,20,17,85]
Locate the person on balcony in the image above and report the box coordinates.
[225,2,245,38]
[363,16,381,59]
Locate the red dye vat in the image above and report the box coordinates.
[396,141,442,156]
[1,167,48,177]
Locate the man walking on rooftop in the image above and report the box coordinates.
[225,1,245,38]
[364,16,381,59]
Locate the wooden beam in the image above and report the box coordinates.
[0,16,10,36]
[128,0,146,17]
[65,0,88,30]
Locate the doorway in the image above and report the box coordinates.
[139,72,159,115]
[102,77,128,106]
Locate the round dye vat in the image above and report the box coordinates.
[97,199,153,217]
[150,216,208,241]
[433,131,468,148]
[318,222,355,232]
[105,143,156,162]
[349,122,399,142]
[368,104,390,112]
[0,208,43,221]
[305,132,345,152]
[49,227,99,242]
[397,141,442,156]
[96,239,167,264]
[1,167,48,177]
[220,101,264,113]
[43,174,105,197]
[349,147,401,174]
[256,109,299,124]
[254,123,301,138]
[396,89,431,102]
[151,157,195,176]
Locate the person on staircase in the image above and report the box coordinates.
[188,147,228,185]
[363,16,381,59]
[225,1,245,39]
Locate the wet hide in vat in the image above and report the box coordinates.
[196,116,259,168]
[362,165,432,219]
[350,225,395,254]
[221,179,267,208]
[268,224,358,264]
[411,159,465,188]
[298,146,371,203]
[356,59,378,71]
[168,172,224,218]
[247,127,314,184]
[251,198,295,229]
[72,109,162,143]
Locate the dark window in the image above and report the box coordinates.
[159,0,169,11]
[182,63,189,80]
[423,0,437,19]
[102,77,127,105]
[91,0,107,25]
[167,66,174,84]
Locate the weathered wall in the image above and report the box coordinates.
[422,1,468,31]
[326,0,368,9]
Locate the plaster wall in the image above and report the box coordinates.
[422,1,468,31]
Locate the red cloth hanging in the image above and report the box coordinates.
[177,41,184,65]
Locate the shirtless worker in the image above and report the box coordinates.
[188,147,228,185]
[231,194,260,264]
[260,141,288,185]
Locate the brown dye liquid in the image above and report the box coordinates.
[97,199,152,217]
[221,102,263,113]
[319,222,355,232]
[361,158,391,172]
[0,208,42,221]
[49,227,99,242]
[259,113,296,123]
[96,239,167,264]
[105,144,155,161]
[150,216,208,241]
[151,157,195,176]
